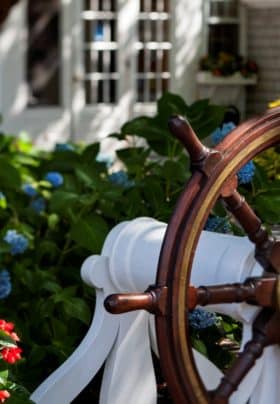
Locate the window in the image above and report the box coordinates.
[207,0,240,57]
[83,0,118,104]
[136,0,171,102]
[82,0,171,105]
[27,0,61,106]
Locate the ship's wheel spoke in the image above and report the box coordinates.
[188,277,278,310]
[222,190,280,273]
[211,310,280,404]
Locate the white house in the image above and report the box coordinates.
[0,0,279,148]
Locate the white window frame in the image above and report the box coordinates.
[203,0,248,58]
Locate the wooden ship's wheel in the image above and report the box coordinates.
[105,109,280,404]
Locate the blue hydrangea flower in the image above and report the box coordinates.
[109,171,134,188]
[211,122,236,145]
[188,308,217,330]
[55,143,75,152]
[4,230,29,255]
[22,183,37,197]
[30,197,46,214]
[205,216,231,234]
[237,161,256,185]
[0,269,11,299]
[211,122,256,184]
[44,172,64,188]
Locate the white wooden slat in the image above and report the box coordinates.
[135,42,172,50]
[90,0,99,11]
[82,11,117,20]
[84,42,118,50]
[143,0,150,102]
[103,51,110,103]
[138,12,169,20]
[85,72,120,80]
[136,72,170,79]
[103,20,111,103]
[156,0,164,99]
[103,0,111,12]
[208,16,239,24]
[91,49,99,103]
[88,18,98,103]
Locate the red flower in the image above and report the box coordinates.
[1,347,22,364]
[0,390,10,403]
[9,331,20,342]
[0,320,20,342]
[0,320,14,333]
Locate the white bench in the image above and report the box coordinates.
[31,217,280,404]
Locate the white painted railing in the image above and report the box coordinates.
[31,217,280,404]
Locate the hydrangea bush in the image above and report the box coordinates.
[0,93,278,399]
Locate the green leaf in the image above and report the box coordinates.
[5,384,34,403]
[28,345,46,366]
[192,337,208,356]
[0,370,8,385]
[42,151,80,173]
[157,92,188,119]
[62,298,91,324]
[254,193,280,223]
[49,318,68,340]
[121,116,154,136]
[75,161,106,187]
[0,157,21,189]
[13,154,40,167]
[190,104,225,139]
[47,213,59,230]
[37,241,59,262]
[142,176,165,214]
[69,214,109,253]
[82,143,100,163]
[116,147,149,171]
[0,330,17,348]
[0,197,7,209]
[0,134,13,152]
[52,286,77,303]
[41,281,62,294]
[50,191,81,214]
[74,169,95,187]
[162,160,186,183]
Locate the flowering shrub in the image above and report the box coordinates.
[22,184,37,198]
[44,172,64,188]
[188,309,217,330]
[0,271,11,300]
[0,92,278,398]
[0,320,33,403]
[3,231,29,256]
[109,171,134,188]
[211,122,236,144]
[211,121,256,185]
[205,216,231,234]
